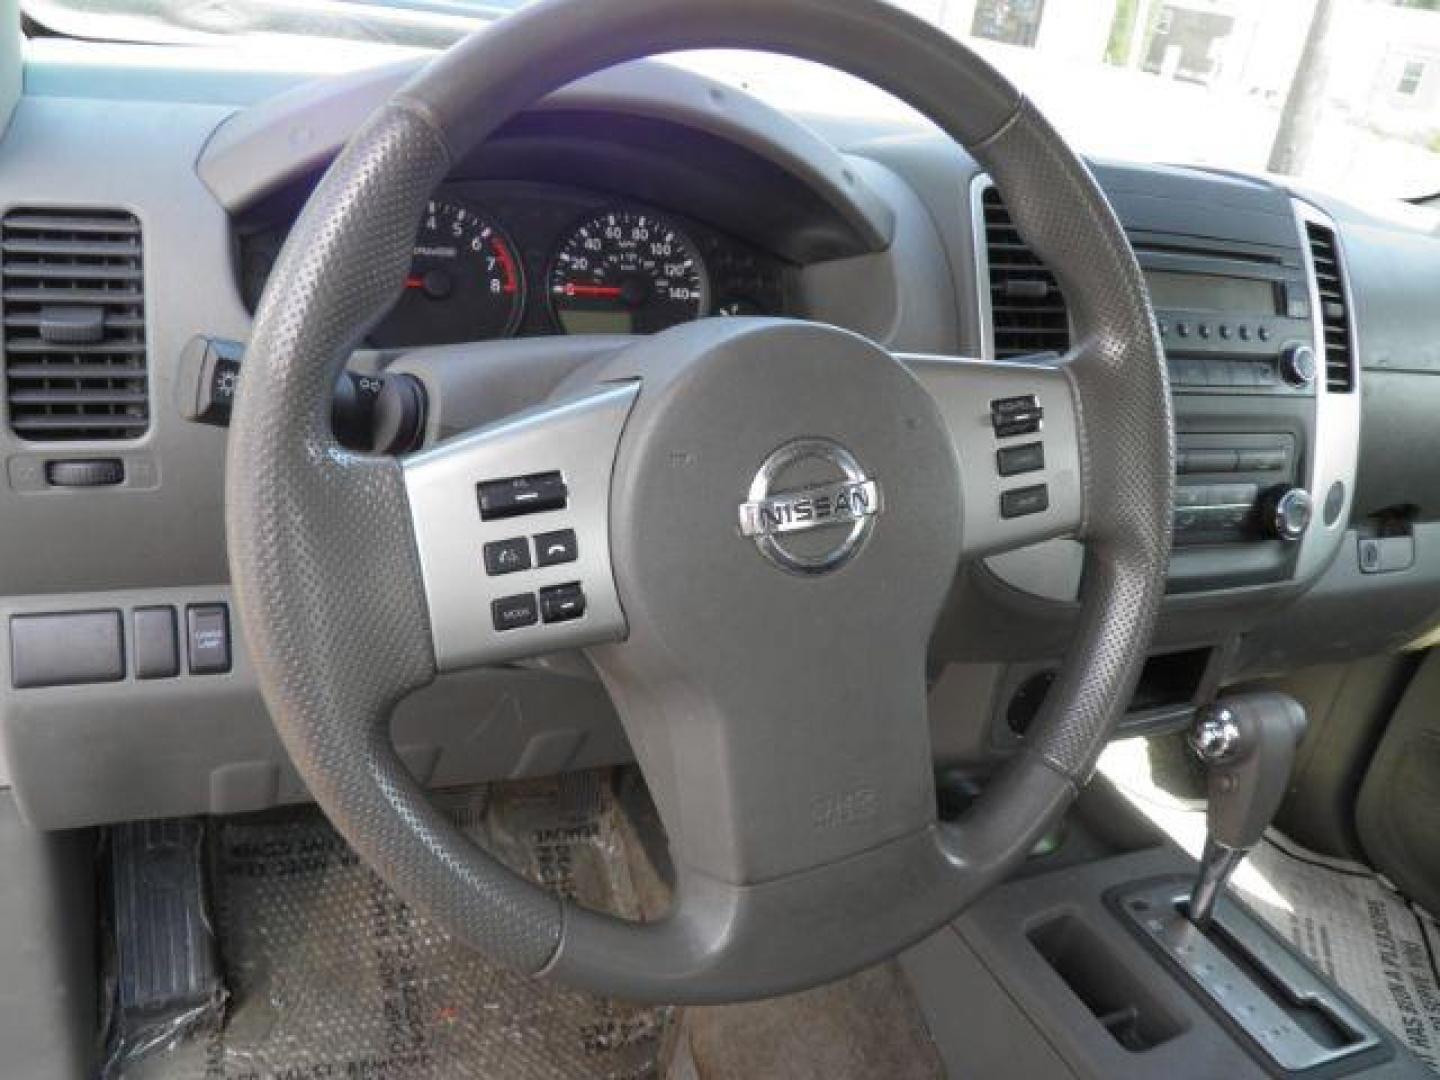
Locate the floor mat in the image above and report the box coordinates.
[122,773,674,1080]
[1100,738,1440,1072]
[667,962,944,1080]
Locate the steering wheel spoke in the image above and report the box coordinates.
[402,380,638,671]
[902,353,1085,559]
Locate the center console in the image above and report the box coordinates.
[974,170,1360,600]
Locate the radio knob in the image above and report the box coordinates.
[1263,486,1313,542]
[1281,343,1317,386]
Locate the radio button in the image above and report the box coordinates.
[1217,506,1250,529]
[1257,326,1272,342]
[1202,359,1232,386]
[1181,449,1238,475]
[1198,323,1212,340]
[1172,357,1205,386]
[1227,362,1258,387]
[1238,325,1252,341]
[1284,283,1311,320]
[1237,449,1286,472]
[1175,322,1190,338]
[1210,483,1258,505]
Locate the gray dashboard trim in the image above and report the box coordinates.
[0,95,249,596]
[196,57,895,255]
[970,172,998,364]
[1292,197,1361,583]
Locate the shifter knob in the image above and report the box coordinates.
[1187,692,1307,928]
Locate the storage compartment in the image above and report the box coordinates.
[1007,647,1212,738]
[1127,648,1210,714]
[1028,913,1183,1052]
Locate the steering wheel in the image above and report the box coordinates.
[226,0,1173,1003]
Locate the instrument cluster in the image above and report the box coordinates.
[238,181,792,347]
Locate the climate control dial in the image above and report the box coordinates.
[1262,486,1313,542]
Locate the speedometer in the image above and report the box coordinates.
[369,199,524,347]
[548,209,709,335]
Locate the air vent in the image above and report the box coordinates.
[2,209,148,440]
[1304,221,1354,393]
[980,185,1070,360]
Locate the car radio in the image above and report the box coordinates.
[1139,247,1317,394]
[1135,245,1318,553]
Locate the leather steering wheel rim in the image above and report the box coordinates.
[226,0,1173,1003]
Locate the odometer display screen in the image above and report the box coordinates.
[548,209,709,335]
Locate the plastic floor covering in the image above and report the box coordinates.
[1100,738,1440,1073]
[122,774,674,1080]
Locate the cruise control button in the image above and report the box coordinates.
[534,528,578,567]
[491,593,538,632]
[1000,484,1049,520]
[990,395,1043,438]
[483,537,531,576]
[477,471,568,521]
[996,441,1045,477]
[540,583,587,624]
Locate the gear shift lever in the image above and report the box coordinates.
[1187,691,1307,929]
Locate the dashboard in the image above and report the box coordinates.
[3,45,1440,831]
[238,182,794,345]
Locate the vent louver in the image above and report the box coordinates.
[1304,221,1354,393]
[2,209,149,440]
[980,185,1070,359]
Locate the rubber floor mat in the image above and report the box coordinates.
[124,772,673,1080]
[1100,739,1440,1072]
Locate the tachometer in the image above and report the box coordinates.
[369,199,524,347]
[548,209,709,335]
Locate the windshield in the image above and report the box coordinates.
[20,0,1440,202]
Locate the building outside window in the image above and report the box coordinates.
[1142,3,1237,86]
[971,0,1047,48]
[1397,58,1426,94]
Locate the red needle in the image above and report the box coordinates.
[563,283,623,298]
